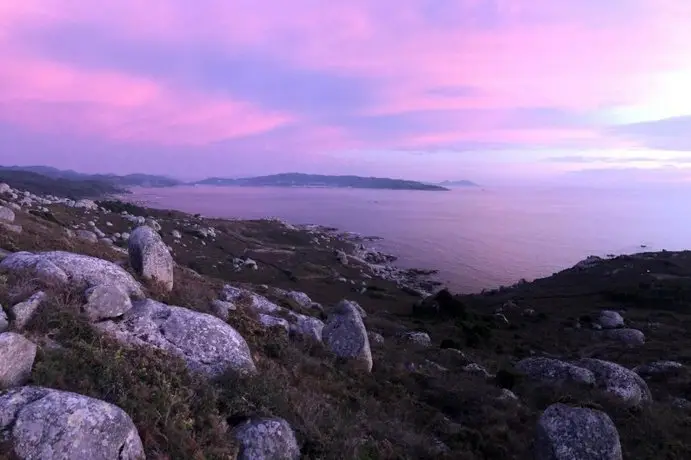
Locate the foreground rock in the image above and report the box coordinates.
[0,251,144,297]
[97,299,256,378]
[83,284,133,321]
[0,333,36,388]
[0,205,15,222]
[515,357,596,386]
[535,403,622,460]
[232,417,300,460]
[575,358,652,406]
[323,299,372,372]
[0,386,144,460]
[128,225,174,292]
[11,291,47,330]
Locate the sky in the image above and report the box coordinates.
[1,1,690,184]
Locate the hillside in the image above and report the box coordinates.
[0,165,182,188]
[1,181,690,459]
[195,173,450,191]
[0,170,126,199]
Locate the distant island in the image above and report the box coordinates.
[436,180,479,187]
[0,166,468,195]
[194,173,449,191]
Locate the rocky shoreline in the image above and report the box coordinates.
[2,182,691,459]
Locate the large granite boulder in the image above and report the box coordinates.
[323,299,372,372]
[128,226,174,292]
[83,284,133,322]
[11,291,47,330]
[232,417,300,460]
[601,328,645,347]
[515,357,596,386]
[0,333,36,388]
[535,403,622,460]
[96,299,256,378]
[575,358,652,406]
[0,386,144,459]
[0,251,144,297]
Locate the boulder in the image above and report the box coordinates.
[633,361,684,377]
[575,358,652,406]
[74,199,98,210]
[0,307,8,333]
[335,249,349,266]
[0,386,144,460]
[598,310,624,329]
[323,299,372,372]
[535,403,622,460]
[0,333,36,388]
[144,218,161,231]
[83,284,133,322]
[368,331,385,346]
[0,205,15,222]
[463,363,492,378]
[128,225,174,291]
[11,291,47,330]
[0,251,144,297]
[76,229,99,243]
[172,229,182,239]
[601,328,645,347]
[334,299,366,318]
[232,417,300,460]
[402,331,432,347]
[96,299,256,378]
[289,315,324,342]
[258,314,290,332]
[0,222,22,234]
[0,183,10,194]
[515,357,596,386]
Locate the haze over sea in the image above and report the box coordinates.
[128,185,691,293]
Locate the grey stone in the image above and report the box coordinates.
[76,229,98,243]
[0,205,15,222]
[0,183,10,194]
[11,291,47,330]
[0,307,8,333]
[575,358,652,406]
[535,403,622,460]
[83,284,133,322]
[232,417,300,460]
[0,251,144,297]
[74,199,98,209]
[128,226,174,291]
[598,310,624,329]
[121,232,131,240]
[144,218,161,231]
[335,249,349,266]
[0,333,36,388]
[402,331,432,347]
[633,361,683,377]
[258,314,290,332]
[333,299,366,318]
[515,357,596,386]
[0,386,144,460]
[172,230,182,239]
[323,299,372,372]
[288,314,324,342]
[601,328,645,346]
[96,299,256,378]
[210,299,236,321]
[498,388,519,402]
[463,363,492,378]
[368,331,385,346]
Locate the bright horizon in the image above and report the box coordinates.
[1,1,690,185]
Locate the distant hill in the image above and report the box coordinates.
[0,166,182,188]
[436,180,479,187]
[194,173,449,191]
[0,170,126,199]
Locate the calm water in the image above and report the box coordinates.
[127,185,691,293]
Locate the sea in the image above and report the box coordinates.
[126,185,691,294]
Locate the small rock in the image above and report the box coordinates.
[0,333,37,388]
[172,230,182,239]
[0,183,10,194]
[633,361,683,377]
[402,331,432,347]
[463,363,492,378]
[601,328,645,347]
[323,299,372,372]
[535,403,622,460]
[106,221,113,227]
[11,291,47,330]
[598,310,624,329]
[144,218,161,231]
[0,386,145,459]
[515,357,596,386]
[74,199,98,210]
[83,284,133,322]
[0,307,8,333]
[335,249,349,266]
[522,308,537,317]
[368,331,385,346]
[498,388,519,402]
[121,232,131,240]
[671,397,691,411]
[128,226,174,292]
[258,314,290,333]
[232,417,300,460]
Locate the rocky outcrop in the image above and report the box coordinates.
[323,299,372,372]
[231,417,300,460]
[0,386,144,460]
[11,291,47,330]
[0,251,144,297]
[128,226,174,291]
[0,333,36,388]
[515,357,596,386]
[598,310,624,329]
[97,299,256,378]
[83,284,133,322]
[575,358,652,406]
[535,403,622,460]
